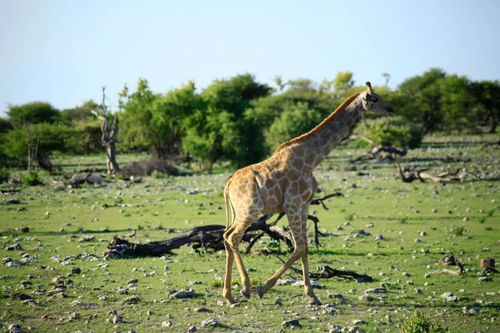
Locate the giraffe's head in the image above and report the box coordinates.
[360,82,395,115]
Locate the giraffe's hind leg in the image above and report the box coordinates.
[222,225,237,304]
[225,218,255,300]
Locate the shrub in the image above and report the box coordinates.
[365,116,423,148]
[399,311,448,333]
[0,168,9,183]
[22,172,42,186]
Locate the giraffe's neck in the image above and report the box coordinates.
[285,95,364,172]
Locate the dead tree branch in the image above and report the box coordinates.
[396,164,460,184]
[105,191,344,258]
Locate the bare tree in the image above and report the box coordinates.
[91,87,120,174]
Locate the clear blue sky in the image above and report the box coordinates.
[1,0,499,116]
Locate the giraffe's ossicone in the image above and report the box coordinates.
[222,82,394,305]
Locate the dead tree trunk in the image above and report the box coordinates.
[92,87,120,175]
[104,192,344,258]
[396,164,460,184]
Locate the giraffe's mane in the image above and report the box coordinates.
[274,92,361,152]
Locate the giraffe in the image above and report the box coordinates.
[222,82,394,305]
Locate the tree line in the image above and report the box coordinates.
[0,68,498,173]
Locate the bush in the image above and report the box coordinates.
[399,311,448,333]
[0,168,9,183]
[365,116,423,149]
[22,172,43,186]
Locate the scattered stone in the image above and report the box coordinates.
[161,320,173,328]
[364,288,387,293]
[358,294,373,302]
[11,292,32,300]
[111,315,123,324]
[79,235,95,242]
[275,297,283,306]
[6,243,22,251]
[122,296,140,304]
[374,234,384,240]
[186,324,197,333]
[8,324,22,333]
[365,223,374,228]
[352,319,365,325]
[67,312,80,321]
[480,257,496,273]
[169,289,196,299]
[71,267,81,275]
[201,318,220,328]
[282,319,301,328]
[440,292,458,302]
[328,323,342,332]
[351,230,371,237]
[478,276,492,282]
[438,256,457,265]
[194,307,211,313]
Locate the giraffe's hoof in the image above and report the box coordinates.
[225,297,237,305]
[240,288,251,299]
[256,286,265,299]
[309,297,322,306]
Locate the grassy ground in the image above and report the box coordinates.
[0,134,499,332]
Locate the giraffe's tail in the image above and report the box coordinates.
[224,177,236,230]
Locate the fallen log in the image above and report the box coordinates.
[289,265,374,283]
[104,192,344,259]
[396,164,460,184]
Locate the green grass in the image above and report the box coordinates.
[0,133,499,332]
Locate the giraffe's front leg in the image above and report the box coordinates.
[257,208,308,298]
[299,207,321,305]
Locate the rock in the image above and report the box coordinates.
[358,294,373,302]
[161,320,173,327]
[374,234,384,240]
[194,307,210,313]
[8,324,22,333]
[328,324,342,332]
[71,267,81,275]
[275,297,283,306]
[478,276,492,282]
[282,319,301,328]
[440,292,457,302]
[6,243,22,251]
[111,315,123,324]
[364,288,387,293]
[169,289,196,299]
[186,324,197,333]
[201,318,220,328]
[480,257,495,270]
[122,296,140,304]
[11,292,32,300]
[351,230,371,237]
[352,319,365,325]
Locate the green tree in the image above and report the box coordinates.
[186,74,271,168]
[61,100,98,124]
[365,116,423,149]
[333,71,355,97]
[438,75,476,132]
[470,80,500,133]
[182,107,239,172]
[396,68,447,133]
[119,79,198,159]
[7,101,60,126]
[1,123,69,171]
[265,102,324,150]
